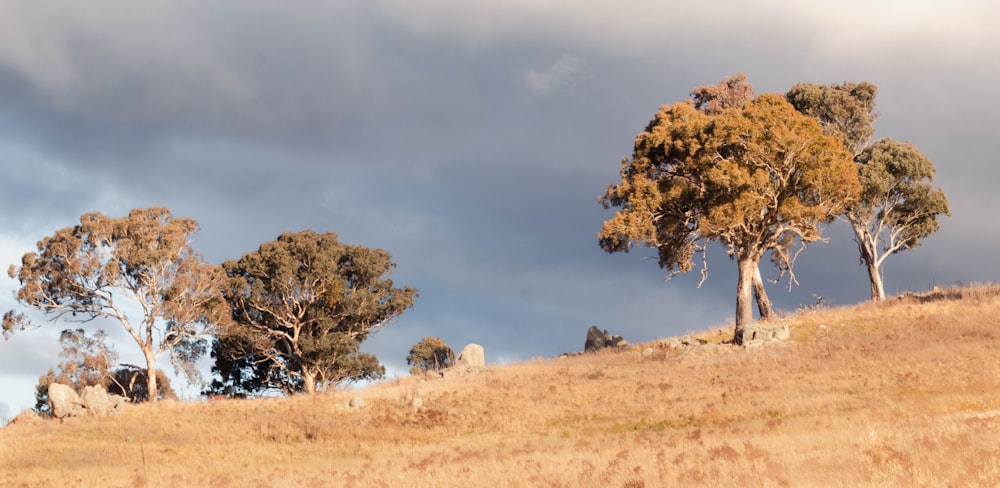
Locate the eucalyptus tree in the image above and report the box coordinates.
[600,83,860,343]
[211,230,417,396]
[787,82,950,300]
[848,139,950,300]
[407,336,455,374]
[688,73,774,318]
[6,207,228,403]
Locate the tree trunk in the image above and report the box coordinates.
[734,256,757,345]
[142,347,158,404]
[850,219,886,301]
[302,372,317,395]
[752,265,774,320]
[866,258,886,301]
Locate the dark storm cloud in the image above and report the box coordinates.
[2,1,999,409]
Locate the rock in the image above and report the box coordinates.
[739,323,791,346]
[348,397,366,409]
[585,327,630,353]
[48,383,85,419]
[454,344,485,369]
[440,344,486,378]
[81,385,111,416]
[108,394,128,416]
[584,326,608,352]
[8,409,43,426]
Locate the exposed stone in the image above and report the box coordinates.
[740,322,791,346]
[735,322,792,348]
[48,383,86,419]
[81,385,111,416]
[439,343,486,378]
[7,409,43,426]
[108,394,128,416]
[348,397,366,409]
[585,326,630,353]
[584,326,607,352]
[454,344,485,369]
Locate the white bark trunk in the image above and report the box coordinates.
[734,256,757,345]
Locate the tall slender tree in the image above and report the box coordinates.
[6,207,228,403]
[600,86,860,343]
[848,139,950,300]
[787,82,950,300]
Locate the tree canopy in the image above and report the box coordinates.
[407,336,455,374]
[785,81,878,157]
[849,139,950,299]
[6,207,228,403]
[600,81,860,343]
[787,82,950,300]
[209,230,417,396]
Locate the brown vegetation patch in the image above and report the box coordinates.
[3,283,1000,486]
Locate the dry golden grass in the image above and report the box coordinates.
[4,283,1000,487]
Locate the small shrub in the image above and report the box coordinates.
[407,336,455,373]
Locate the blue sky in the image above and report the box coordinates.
[1,0,998,418]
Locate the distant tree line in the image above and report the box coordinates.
[4,208,417,405]
[600,74,949,344]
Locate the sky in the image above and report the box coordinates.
[1,0,998,418]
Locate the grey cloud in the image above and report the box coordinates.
[521,54,590,96]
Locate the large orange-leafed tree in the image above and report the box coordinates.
[600,82,861,344]
[5,207,228,402]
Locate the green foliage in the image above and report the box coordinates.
[786,81,878,156]
[34,369,56,414]
[210,230,415,396]
[108,366,178,403]
[854,138,950,250]
[7,207,228,402]
[600,75,861,336]
[407,336,455,373]
[788,81,950,300]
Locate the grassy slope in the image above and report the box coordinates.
[3,285,1000,487]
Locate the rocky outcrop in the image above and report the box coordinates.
[81,386,110,415]
[454,344,485,369]
[440,344,485,378]
[7,409,43,426]
[48,383,128,418]
[739,322,790,348]
[48,383,87,419]
[584,326,628,353]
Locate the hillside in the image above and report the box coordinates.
[3,284,1000,487]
